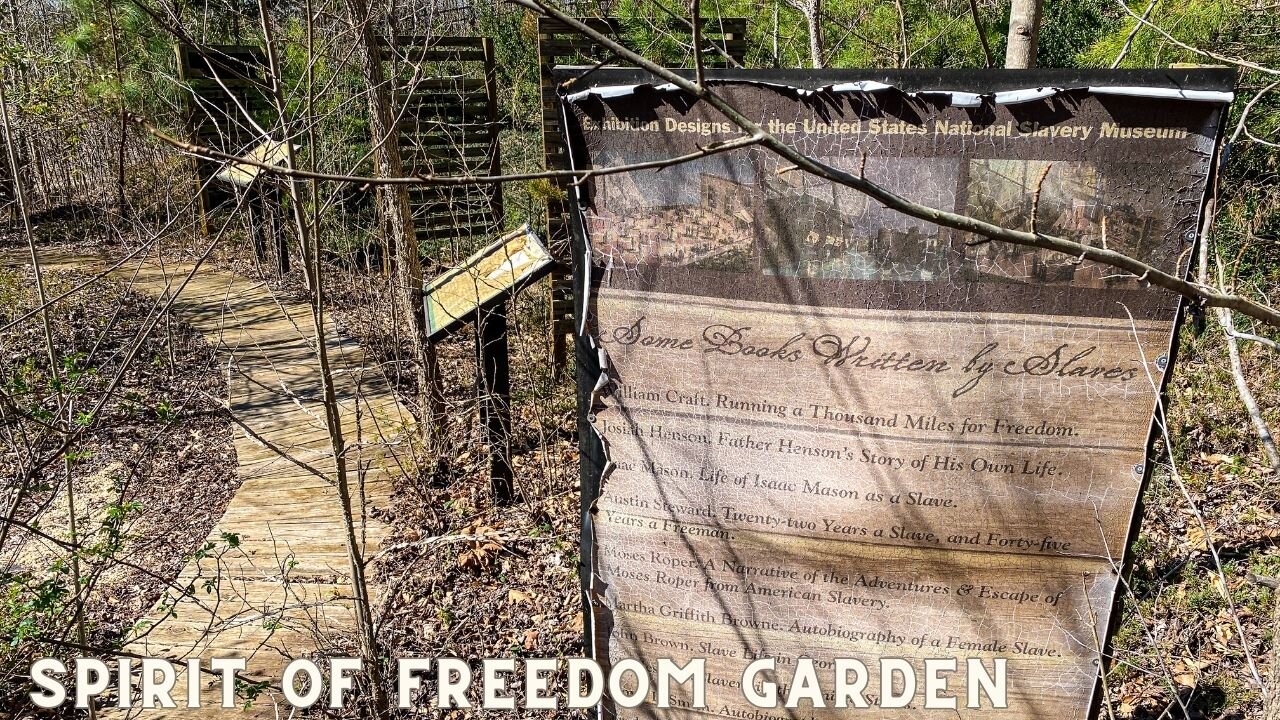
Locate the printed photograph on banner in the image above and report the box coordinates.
[761,156,959,281]
[963,159,1177,287]
[588,153,760,273]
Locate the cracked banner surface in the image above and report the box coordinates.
[564,68,1234,719]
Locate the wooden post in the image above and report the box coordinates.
[481,37,504,227]
[477,303,514,504]
[245,180,287,275]
[248,183,268,265]
[269,181,289,275]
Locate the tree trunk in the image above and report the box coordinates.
[805,0,823,68]
[342,0,446,452]
[257,2,393,714]
[104,0,129,213]
[1005,0,1042,68]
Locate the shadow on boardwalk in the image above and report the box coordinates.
[35,252,413,717]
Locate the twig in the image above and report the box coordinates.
[1085,588,1119,720]
[648,0,746,68]
[1214,258,1280,468]
[892,0,909,67]
[1111,0,1159,68]
[691,0,705,86]
[1030,162,1054,235]
[1227,330,1278,350]
[1113,0,1279,76]
[1197,191,1280,468]
[1231,81,1280,144]
[967,0,994,67]
[1247,574,1280,720]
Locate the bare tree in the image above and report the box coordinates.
[341,0,448,454]
[784,0,824,68]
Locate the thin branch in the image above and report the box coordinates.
[513,0,1280,330]
[1113,0,1279,76]
[1231,81,1280,144]
[1214,254,1280,468]
[691,0,705,87]
[1227,330,1278,350]
[1030,162,1053,235]
[967,0,995,67]
[892,0,909,68]
[1217,306,1280,468]
[1111,0,1159,69]
[129,112,764,187]
[647,0,745,69]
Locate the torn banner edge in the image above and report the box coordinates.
[560,95,613,720]
[565,80,1235,105]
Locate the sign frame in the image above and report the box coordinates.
[421,224,554,341]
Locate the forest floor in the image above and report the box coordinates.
[0,219,239,712]
[1104,323,1280,720]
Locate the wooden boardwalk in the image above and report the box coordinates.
[67,257,414,716]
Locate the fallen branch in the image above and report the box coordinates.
[1211,244,1280,468]
[1217,307,1280,468]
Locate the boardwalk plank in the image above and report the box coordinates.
[94,259,413,718]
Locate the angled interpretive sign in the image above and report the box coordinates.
[422,225,553,340]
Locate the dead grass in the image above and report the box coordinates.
[1107,321,1280,719]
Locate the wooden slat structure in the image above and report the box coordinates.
[379,36,504,264]
[176,44,289,275]
[175,45,272,227]
[379,35,525,502]
[537,17,748,373]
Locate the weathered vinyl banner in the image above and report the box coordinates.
[563,69,1233,719]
